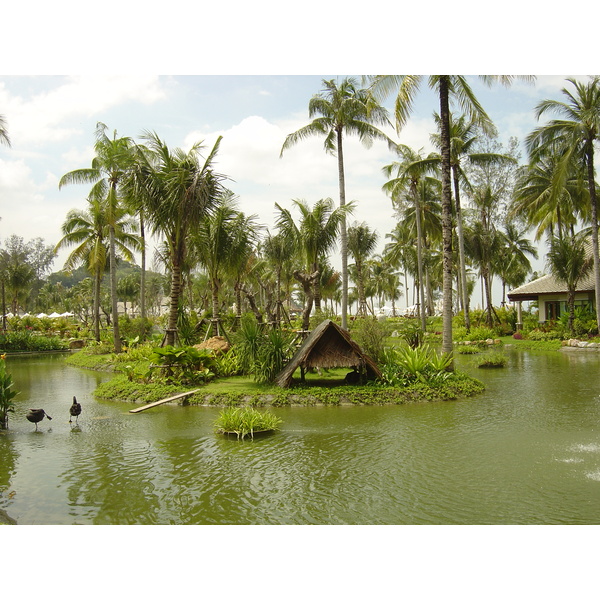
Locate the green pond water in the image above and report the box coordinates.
[1,348,600,525]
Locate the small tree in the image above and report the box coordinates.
[547,232,594,335]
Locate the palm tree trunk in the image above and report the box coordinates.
[140,212,146,321]
[414,186,427,333]
[166,261,181,346]
[452,165,470,332]
[94,269,101,342]
[108,224,122,353]
[211,278,220,336]
[439,77,454,361]
[586,144,600,333]
[337,128,348,330]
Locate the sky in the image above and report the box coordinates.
[0,73,591,307]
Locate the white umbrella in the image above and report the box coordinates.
[37,313,48,318]
[48,312,62,318]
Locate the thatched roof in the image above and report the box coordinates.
[275,319,382,388]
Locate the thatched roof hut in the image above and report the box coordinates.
[275,319,382,388]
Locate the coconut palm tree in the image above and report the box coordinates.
[526,77,600,332]
[495,221,538,306]
[547,231,594,335]
[262,232,295,326]
[280,77,393,330]
[275,197,352,330]
[54,198,140,340]
[430,113,517,331]
[130,132,227,346]
[383,145,441,331]
[59,122,136,352]
[193,191,260,336]
[347,222,379,317]
[0,115,10,147]
[369,75,532,359]
[510,151,587,242]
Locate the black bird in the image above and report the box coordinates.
[69,396,82,424]
[26,409,52,431]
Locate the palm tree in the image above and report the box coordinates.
[383,144,440,332]
[130,132,227,346]
[275,197,352,330]
[280,77,393,330]
[510,151,587,242]
[193,191,260,336]
[59,122,136,352]
[347,222,379,317]
[0,115,10,147]
[262,232,295,325]
[430,113,517,331]
[495,221,538,306]
[369,75,531,359]
[526,77,600,332]
[54,198,140,340]
[547,231,594,335]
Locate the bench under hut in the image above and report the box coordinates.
[275,319,382,388]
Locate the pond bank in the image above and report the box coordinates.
[92,372,485,407]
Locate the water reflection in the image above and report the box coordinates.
[3,351,600,524]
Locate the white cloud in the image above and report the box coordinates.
[0,76,166,147]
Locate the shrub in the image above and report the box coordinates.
[254,327,293,384]
[350,317,389,362]
[0,331,68,352]
[149,345,217,385]
[379,344,453,387]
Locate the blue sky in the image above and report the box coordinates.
[1,2,596,308]
[0,73,589,303]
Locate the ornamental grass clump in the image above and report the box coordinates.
[213,406,282,439]
[476,352,507,368]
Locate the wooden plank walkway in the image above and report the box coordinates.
[129,389,201,413]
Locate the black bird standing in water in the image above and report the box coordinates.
[26,409,52,431]
[69,396,82,424]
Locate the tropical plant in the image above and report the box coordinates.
[129,132,227,346]
[476,352,507,368]
[149,345,216,384]
[193,191,260,336]
[59,122,138,352]
[547,231,594,335]
[382,145,440,331]
[275,197,352,330]
[0,114,10,147]
[213,406,282,439]
[254,327,293,384]
[280,77,393,330]
[55,198,140,341]
[347,222,379,317]
[369,75,533,361]
[526,77,600,332]
[379,344,452,387]
[0,357,18,429]
[431,114,517,330]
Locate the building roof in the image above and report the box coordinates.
[507,272,596,301]
[274,319,382,388]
